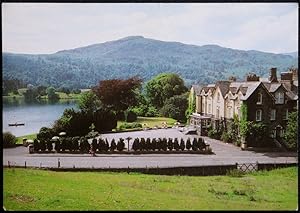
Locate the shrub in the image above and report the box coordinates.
[98,138,105,152]
[145,138,151,151]
[157,138,163,151]
[221,131,232,143]
[117,138,125,151]
[186,138,192,150]
[72,137,79,151]
[91,138,98,152]
[40,140,46,152]
[110,139,117,151]
[167,138,173,151]
[132,138,140,151]
[37,127,54,142]
[80,137,90,153]
[119,122,142,130]
[104,139,109,152]
[174,138,180,151]
[197,137,206,150]
[151,138,157,151]
[162,138,168,151]
[126,110,137,122]
[192,138,198,151]
[226,169,244,177]
[54,139,61,152]
[140,138,146,151]
[180,138,185,151]
[46,140,53,152]
[60,137,67,152]
[3,132,17,148]
[33,139,40,152]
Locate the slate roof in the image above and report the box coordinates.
[191,85,202,96]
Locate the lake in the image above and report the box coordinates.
[2,98,78,137]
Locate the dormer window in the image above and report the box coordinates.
[257,92,262,104]
[275,92,284,104]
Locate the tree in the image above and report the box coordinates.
[37,127,54,142]
[160,93,189,122]
[185,90,196,121]
[3,132,17,148]
[93,76,142,113]
[145,73,188,109]
[23,87,39,102]
[46,87,59,101]
[78,91,101,114]
[284,111,298,150]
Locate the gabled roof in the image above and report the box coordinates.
[215,81,231,97]
[263,82,287,93]
[191,85,202,96]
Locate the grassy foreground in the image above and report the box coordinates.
[3,167,298,210]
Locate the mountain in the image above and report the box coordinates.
[281,51,298,58]
[3,36,298,89]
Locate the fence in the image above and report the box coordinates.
[5,160,297,176]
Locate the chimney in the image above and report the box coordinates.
[280,72,293,81]
[228,76,236,82]
[291,68,298,81]
[246,73,259,81]
[269,67,278,82]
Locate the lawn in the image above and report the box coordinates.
[3,167,298,210]
[117,117,177,130]
[16,134,37,144]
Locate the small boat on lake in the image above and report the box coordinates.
[8,123,25,127]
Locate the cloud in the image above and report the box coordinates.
[2,3,298,54]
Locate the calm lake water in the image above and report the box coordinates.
[3,98,78,137]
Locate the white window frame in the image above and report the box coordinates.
[270,109,276,121]
[275,92,284,104]
[256,109,262,121]
[280,129,285,137]
[257,93,262,104]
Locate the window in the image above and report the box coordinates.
[275,92,284,104]
[257,93,262,104]
[280,129,285,137]
[270,109,276,120]
[208,104,211,113]
[284,109,289,120]
[256,109,262,121]
[216,108,219,119]
[270,129,276,138]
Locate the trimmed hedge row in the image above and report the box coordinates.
[31,137,208,153]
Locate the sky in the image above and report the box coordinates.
[2,3,298,54]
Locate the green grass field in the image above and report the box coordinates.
[3,167,298,210]
[117,117,177,130]
[16,134,37,144]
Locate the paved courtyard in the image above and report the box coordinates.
[3,128,298,169]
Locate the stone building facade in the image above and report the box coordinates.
[190,67,298,147]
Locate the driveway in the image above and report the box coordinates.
[3,128,298,168]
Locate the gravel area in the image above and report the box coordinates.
[3,128,298,168]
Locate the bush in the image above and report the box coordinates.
[174,138,180,151]
[37,127,54,142]
[79,137,90,153]
[140,138,146,151]
[3,132,17,148]
[126,110,137,122]
[162,138,168,151]
[98,138,105,152]
[110,139,117,151]
[186,138,192,150]
[91,138,98,152]
[197,137,206,150]
[117,138,125,151]
[145,106,158,117]
[46,140,53,152]
[72,137,79,151]
[33,139,40,152]
[104,139,109,152]
[60,137,67,152]
[65,137,73,151]
[221,131,232,143]
[151,138,157,151]
[192,138,198,151]
[132,138,140,151]
[54,139,61,152]
[145,138,151,151]
[119,122,142,130]
[167,138,173,151]
[40,140,46,152]
[180,138,185,151]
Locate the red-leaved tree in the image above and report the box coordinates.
[93,76,142,113]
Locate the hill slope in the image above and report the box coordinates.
[3,36,298,88]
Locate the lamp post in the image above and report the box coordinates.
[126,137,132,152]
